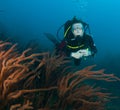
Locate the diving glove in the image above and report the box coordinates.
[71,48,91,59]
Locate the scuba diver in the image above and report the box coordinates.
[44,16,97,66]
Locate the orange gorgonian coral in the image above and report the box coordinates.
[0,40,49,109]
[58,65,120,109]
[0,40,120,110]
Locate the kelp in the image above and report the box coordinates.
[0,40,119,110]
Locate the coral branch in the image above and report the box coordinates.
[58,65,120,109]
[7,87,57,100]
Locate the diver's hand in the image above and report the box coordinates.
[70,49,91,59]
[79,49,91,56]
[71,51,83,59]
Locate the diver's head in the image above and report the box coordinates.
[64,16,87,38]
[72,23,84,37]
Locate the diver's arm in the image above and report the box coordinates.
[88,36,97,56]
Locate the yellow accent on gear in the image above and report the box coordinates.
[64,26,71,38]
[67,44,84,49]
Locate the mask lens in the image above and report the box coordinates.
[72,23,84,36]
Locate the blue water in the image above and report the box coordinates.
[1,0,120,73]
[0,0,120,73]
[0,0,120,109]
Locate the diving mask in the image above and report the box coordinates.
[72,23,84,37]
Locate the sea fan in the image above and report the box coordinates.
[0,40,119,110]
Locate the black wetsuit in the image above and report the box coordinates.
[57,33,97,65]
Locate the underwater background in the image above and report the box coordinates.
[0,0,120,110]
[0,0,120,75]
